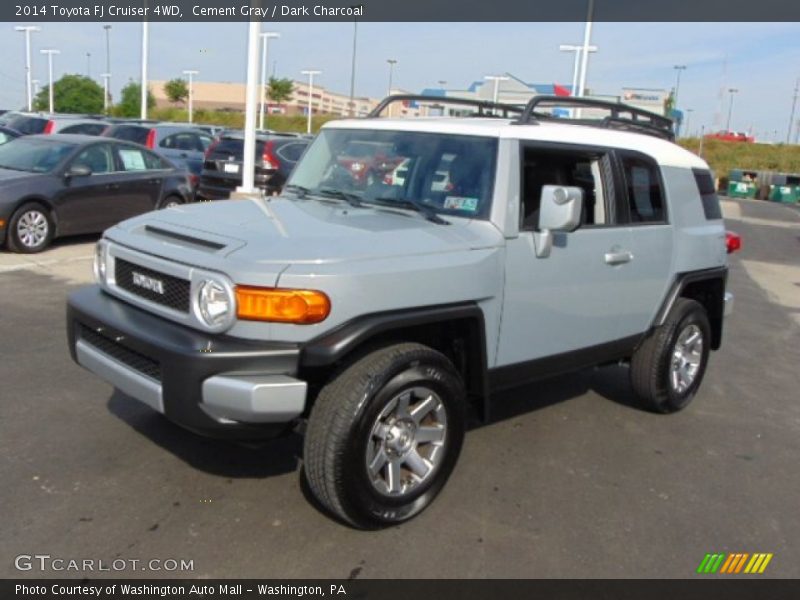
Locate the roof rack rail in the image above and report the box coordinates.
[515,95,675,141]
[367,94,525,119]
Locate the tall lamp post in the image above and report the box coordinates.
[484,75,510,103]
[86,53,92,78]
[237,21,261,195]
[15,26,41,111]
[101,73,111,112]
[140,17,149,119]
[559,44,596,96]
[673,65,687,108]
[386,59,397,95]
[684,108,694,138]
[787,78,798,144]
[40,49,60,114]
[258,32,279,130]
[103,25,112,109]
[182,70,199,123]
[301,70,321,134]
[348,17,358,116]
[726,88,739,132]
[576,0,595,98]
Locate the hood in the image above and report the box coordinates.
[0,168,41,185]
[108,196,502,267]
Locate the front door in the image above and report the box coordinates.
[496,144,641,370]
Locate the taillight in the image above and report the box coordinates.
[145,129,156,149]
[726,231,741,254]
[204,139,219,159]
[43,120,55,134]
[261,141,280,170]
[188,174,199,187]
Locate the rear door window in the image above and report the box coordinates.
[620,154,666,223]
[693,168,722,220]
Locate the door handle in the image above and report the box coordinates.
[604,250,634,265]
[106,183,120,190]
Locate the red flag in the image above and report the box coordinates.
[553,83,571,97]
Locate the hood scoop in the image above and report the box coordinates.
[142,224,229,253]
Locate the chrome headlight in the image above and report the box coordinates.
[93,240,108,284]
[195,278,235,330]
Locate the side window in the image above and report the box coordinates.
[693,168,722,220]
[198,134,214,151]
[116,147,150,171]
[144,150,169,170]
[621,154,665,223]
[71,144,114,174]
[160,133,200,152]
[61,123,106,136]
[520,146,608,230]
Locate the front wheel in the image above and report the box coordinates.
[303,343,466,528]
[7,203,54,253]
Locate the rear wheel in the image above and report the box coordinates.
[303,343,466,528]
[630,298,711,413]
[7,203,54,253]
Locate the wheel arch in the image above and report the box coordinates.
[652,267,728,350]
[299,302,490,421]
[10,196,60,235]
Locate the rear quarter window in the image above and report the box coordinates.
[693,168,723,220]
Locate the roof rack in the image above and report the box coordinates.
[515,95,675,141]
[367,94,525,119]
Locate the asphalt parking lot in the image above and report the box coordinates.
[1,197,799,579]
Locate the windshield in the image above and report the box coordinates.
[0,138,75,173]
[287,128,498,219]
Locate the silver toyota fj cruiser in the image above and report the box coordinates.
[67,95,734,528]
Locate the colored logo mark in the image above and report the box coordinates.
[697,553,773,574]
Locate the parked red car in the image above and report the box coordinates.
[704,131,754,143]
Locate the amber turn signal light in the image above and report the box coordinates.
[235,286,331,324]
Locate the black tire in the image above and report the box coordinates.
[303,342,466,529]
[7,202,54,253]
[157,195,184,209]
[630,298,711,413]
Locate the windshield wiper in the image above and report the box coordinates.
[363,197,450,225]
[316,187,364,208]
[284,183,311,198]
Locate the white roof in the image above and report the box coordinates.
[323,117,707,170]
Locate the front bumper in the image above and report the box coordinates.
[67,285,306,440]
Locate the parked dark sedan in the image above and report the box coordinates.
[198,131,309,199]
[0,134,193,253]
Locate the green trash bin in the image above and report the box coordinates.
[727,180,758,199]
[768,183,800,203]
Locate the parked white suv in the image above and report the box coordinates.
[68,95,735,528]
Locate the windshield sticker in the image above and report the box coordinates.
[443,196,479,212]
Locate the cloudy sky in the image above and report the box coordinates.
[0,21,797,140]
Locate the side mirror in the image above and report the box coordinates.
[65,164,92,179]
[533,185,584,258]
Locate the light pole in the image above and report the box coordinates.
[101,73,111,112]
[86,53,91,78]
[787,78,798,144]
[576,0,595,98]
[182,70,199,123]
[348,17,357,116]
[15,26,41,111]
[673,65,687,108]
[484,75,510,104]
[237,21,261,194]
[259,32,279,130]
[386,59,397,95]
[684,108,694,138]
[301,70,321,134]
[726,88,738,132]
[40,49,59,114]
[559,44,596,96]
[103,25,112,109]
[140,19,149,119]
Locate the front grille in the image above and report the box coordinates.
[80,326,162,381]
[115,258,190,313]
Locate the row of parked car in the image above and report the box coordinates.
[0,110,312,252]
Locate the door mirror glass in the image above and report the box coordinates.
[538,185,583,232]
